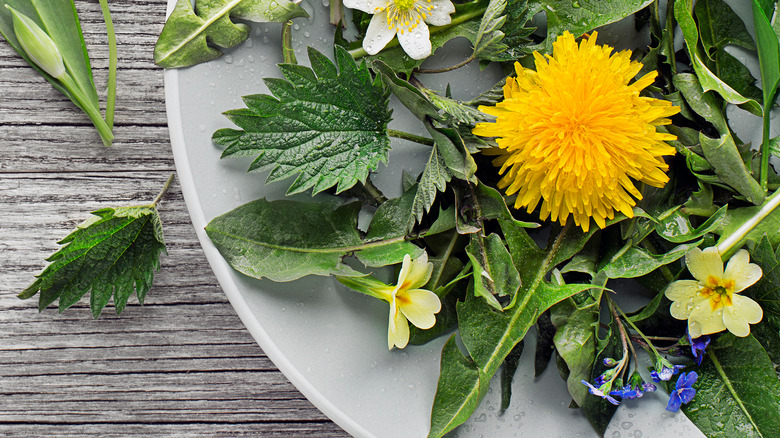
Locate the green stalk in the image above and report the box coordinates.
[760,104,771,194]
[282,20,296,64]
[716,188,780,256]
[59,73,113,146]
[348,5,488,59]
[387,129,434,146]
[98,0,116,130]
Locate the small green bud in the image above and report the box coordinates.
[6,6,66,79]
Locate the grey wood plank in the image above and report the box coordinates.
[0,0,351,435]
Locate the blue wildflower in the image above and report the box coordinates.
[688,334,711,366]
[581,380,620,405]
[609,373,657,400]
[666,371,698,412]
[651,364,685,382]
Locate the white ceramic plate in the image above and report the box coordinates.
[163,0,760,436]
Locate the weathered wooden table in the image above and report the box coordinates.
[1,1,348,435]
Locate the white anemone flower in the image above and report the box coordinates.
[344,0,456,59]
[665,247,763,338]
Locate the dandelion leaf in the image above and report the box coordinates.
[682,334,780,438]
[154,0,306,68]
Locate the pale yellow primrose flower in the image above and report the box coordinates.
[665,247,763,338]
[344,0,455,60]
[378,252,440,349]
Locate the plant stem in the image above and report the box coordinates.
[347,5,488,59]
[98,0,116,130]
[362,178,388,205]
[415,54,475,74]
[152,173,176,207]
[760,104,772,194]
[611,297,663,360]
[716,188,780,256]
[282,20,296,64]
[329,0,344,26]
[59,73,113,146]
[387,129,435,146]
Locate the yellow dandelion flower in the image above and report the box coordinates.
[473,31,679,231]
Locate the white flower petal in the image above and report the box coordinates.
[344,0,388,14]
[722,294,763,337]
[665,280,700,302]
[422,0,454,26]
[686,247,723,283]
[388,307,410,349]
[399,288,441,329]
[688,301,726,338]
[670,291,708,320]
[723,249,763,292]
[364,12,397,55]
[405,254,432,290]
[397,20,431,60]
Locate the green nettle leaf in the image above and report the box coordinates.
[154,0,306,68]
[683,334,780,438]
[472,0,509,60]
[20,206,167,318]
[675,0,763,116]
[528,0,653,50]
[412,144,452,223]
[213,46,392,195]
[205,198,419,281]
[747,237,780,333]
[427,221,595,437]
[482,0,534,62]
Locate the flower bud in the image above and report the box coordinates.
[6,6,66,79]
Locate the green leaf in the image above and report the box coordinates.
[695,0,755,57]
[423,91,495,127]
[481,0,535,62]
[154,0,306,68]
[206,198,420,281]
[675,0,763,116]
[599,240,701,279]
[214,46,392,196]
[472,0,508,60]
[411,145,452,224]
[655,205,727,244]
[714,198,780,255]
[424,121,477,183]
[428,335,488,438]
[429,221,594,435]
[747,237,780,333]
[674,73,765,205]
[529,0,653,49]
[752,0,780,109]
[465,232,521,310]
[20,206,166,318]
[550,287,602,406]
[372,60,443,122]
[359,187,425,266]
[500,340,524,410]
[0,0,97,106]
[683,334,780,438]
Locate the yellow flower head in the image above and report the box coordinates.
[473,31,679,231]
[665,247,763,338]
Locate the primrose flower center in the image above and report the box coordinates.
[700,276,735,310]
[382,0,434,33]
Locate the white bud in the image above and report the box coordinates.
[7,5,66,79]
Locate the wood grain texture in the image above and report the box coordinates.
[0,1,349,436]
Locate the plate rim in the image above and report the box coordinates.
[164,66,376,438]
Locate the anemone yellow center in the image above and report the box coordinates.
[701,276,735,310]
[393,0,415,10]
